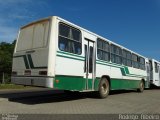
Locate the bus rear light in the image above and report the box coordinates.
[12,71,17,76]
[24,70,31,75]
[39,71,47,75]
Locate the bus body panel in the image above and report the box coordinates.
[54,20,97,91]
[150,59,160,86]
[11,17,56,88]
[12,16,150,92]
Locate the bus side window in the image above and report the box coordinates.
[58,22,82,55]
[122,49,132,67]
[139,57,145,70]
[97,38,110,61]
[59,42,65,51]
[111,44,122,64]
[132,54,139,69]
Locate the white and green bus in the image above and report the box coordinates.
[149,59,160,87]
[11,16,150,98]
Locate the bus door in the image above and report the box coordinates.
[149,60,153,81]
[146,62,151,87]
[84,38,96,90]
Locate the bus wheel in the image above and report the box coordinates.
[137,81,144,92]
[97,77,110,98]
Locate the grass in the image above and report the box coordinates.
[0,84,32,90]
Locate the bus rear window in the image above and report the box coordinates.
[16,20,49,52]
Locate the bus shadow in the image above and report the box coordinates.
[8,91,87,105]
[87,90,137,99]
[146,85,160,90]
[109,89,136,95]
[0,89,140,105]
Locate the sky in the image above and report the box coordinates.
[0,0,160,60]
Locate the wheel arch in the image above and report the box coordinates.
[101,75,111,89]
[96,75,111,98]
[141,78,145,86]
[137,78,145,92]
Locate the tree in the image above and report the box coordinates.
[0,40,16,83]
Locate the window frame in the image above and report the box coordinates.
[132,53,139,69]
[16,19,50,52]
[139,57,145,70]
[111,44,122,65]
[97,38,110,61]
[58,22,82,55]
[122,49,132,67]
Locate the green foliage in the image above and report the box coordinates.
[0,40,16,83]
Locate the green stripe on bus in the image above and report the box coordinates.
[13,55,29,69]
[54,75,141,91]
[54,75,85,91]
[57,54,85,61]
[120,68,126,76]
[96,61,122,68]
[13,54,47,69]
[57,51,84,58]
[93,78,141,91]
[111,78,140,90]
[27,54,47,69]
[124,67,130,74]
[96,61,146,78]
[57,53,147,78]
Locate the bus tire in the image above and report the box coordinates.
[97,77,110,98]
[137,81,144,92]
